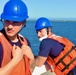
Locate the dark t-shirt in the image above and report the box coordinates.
[38,38,64,59]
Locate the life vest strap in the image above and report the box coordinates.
[56,46,76,66]
[55,46,76,72]
[61,57,76,72]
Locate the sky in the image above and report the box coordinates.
[0,0,76,20]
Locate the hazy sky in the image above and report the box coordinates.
[0,0,76,20]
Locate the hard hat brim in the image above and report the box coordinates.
[1,14,29,22]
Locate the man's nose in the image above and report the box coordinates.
[37,31,41,37]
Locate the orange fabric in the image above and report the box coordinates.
[46,33,76,75]
[0,32,31,75]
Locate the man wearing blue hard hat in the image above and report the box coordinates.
[0,0,34,75]
[32,17,76,75]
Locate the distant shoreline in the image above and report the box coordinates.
[50,20,76,22]
[27,19,76,22]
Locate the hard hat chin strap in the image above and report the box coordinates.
[19,21,26,33]
[24,22,26,27]
[46,28,49,35]
[46,27,52,35]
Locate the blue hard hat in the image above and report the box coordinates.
[35,17,52,31]
[1,0,29,22]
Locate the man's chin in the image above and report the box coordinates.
[39,35,47,41]
[6,33,14,38]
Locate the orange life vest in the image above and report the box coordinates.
[0,32,31,75]
[46,33,76,75]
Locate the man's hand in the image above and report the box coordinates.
[21,43,34,61]
[12,44,23,62]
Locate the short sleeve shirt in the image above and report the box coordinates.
[38,38,64,59]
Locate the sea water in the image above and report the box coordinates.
[0,20,76,55]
